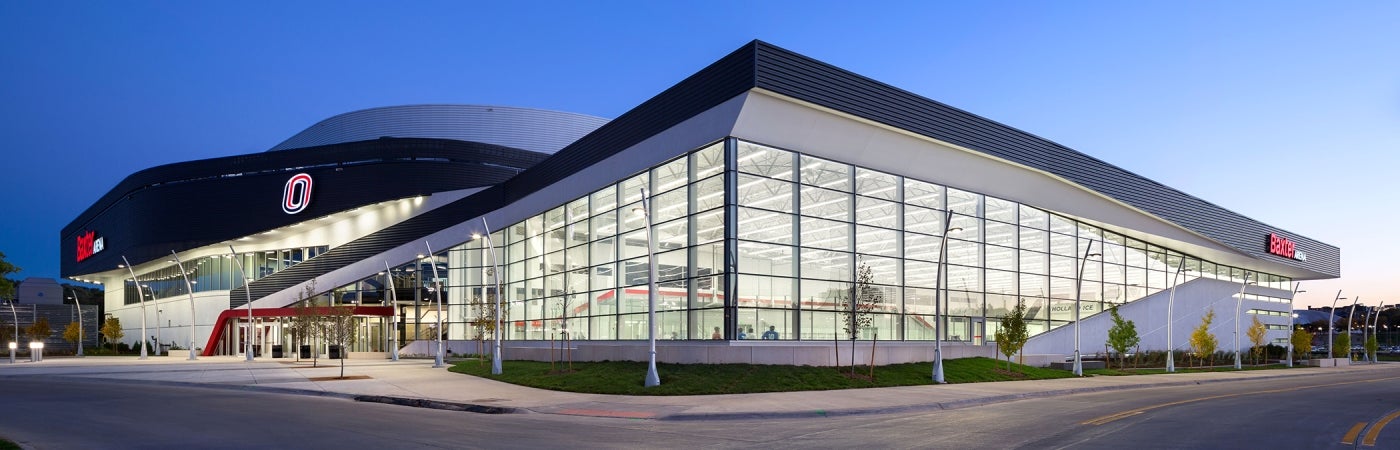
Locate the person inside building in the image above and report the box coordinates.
[711,326,721,340]
[761,326,779,340]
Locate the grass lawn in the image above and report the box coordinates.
[449,356,1078,395]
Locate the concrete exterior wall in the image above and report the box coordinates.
[1021,277,1293,356]
[401,339,997,366]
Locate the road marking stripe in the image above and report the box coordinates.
[1081,375,1400,426]
[1343,422,1367,445]
[1362,410,1400,446]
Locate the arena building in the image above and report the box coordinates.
[61,41,1339,365]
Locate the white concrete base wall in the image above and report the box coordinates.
[1021,277,1292,357]
[105,288,229,352]
[402,339,997,366]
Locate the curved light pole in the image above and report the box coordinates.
[119,256,149,360]
[155,305,162,357]
[383,261,399,362]
[1368,302,1388,363]
[424,243,446,369]
[1347,296,1361,361]
[227,246,254,362]
[169,251,198,360]
[1329,291,1346,358]
[1164,259,1186,373]
[1233,273,1254,369]
[474,218,504,375]
[1072,242,1101,377]
[932,209,962,383]
[66,288,84,357]
[7,293,17,363]
[1286,283,1304,367]
[636,188,661,387]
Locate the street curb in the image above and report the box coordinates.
[656,369,1338,421]
[352,395,522,414]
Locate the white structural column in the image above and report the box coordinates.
[170,251,199,360]
[425,242,446,368]
[384,261,399,362]
[477,218,505,375]
[1164,259,1186,373]
[1233,273,1253,369]
[119,256,149,360]
[639,188,660,387]
[932,210,960,383]
[1072,241,1100,377]
[227,246,255,362]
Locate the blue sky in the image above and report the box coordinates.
[1,1,1396,308]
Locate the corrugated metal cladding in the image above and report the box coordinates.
[748,41,1339,278]
[61,138,547,278]
[268,104,610,154]
[233,40,1340,305]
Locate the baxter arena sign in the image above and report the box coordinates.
[1267,233,1307,261]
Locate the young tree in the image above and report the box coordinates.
[26,317,51,343]
[1291,328,1314,361]
[1,316,13,345]
[1246,316,1268,365]
[1189,308,1217,367]
[286,281,319,363]
[1365,333,1379,363]
[101,316,124,352]
[322,305,359,378]
[1334,331,1351,359]
[840,262,882,376]
[0,251,20,302]
[1106,305,1140,369]
[64,322,82,349]
[994,299,1030,370]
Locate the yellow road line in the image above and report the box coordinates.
[1081,375,1400,427]
[1342,422,1367,445]
[1362,410,1400,446]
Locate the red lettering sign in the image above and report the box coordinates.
[1267,233,1296,259]
[76,230,95,262]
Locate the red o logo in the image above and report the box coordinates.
[282,173,313,214]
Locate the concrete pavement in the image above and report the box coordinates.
[2,355,1394,420]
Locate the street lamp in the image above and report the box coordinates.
[1347,296,1361,361]
[932,209,963,384]
[119,256,149,360]
[7,296,18,363]
[1164,259,1188,373]
[155,307,163,357]
[227,246,255,362]
[1072,242,1101,377]
[169,251,198,360]
[1233,273,1255,370]
[1286,283,1304,367]
[1329,290,1346,359]
[66,288,84,357]
[474,217,505,375]
[424,243,446,369]
[1365,301,1384,363]
[636,188,660,387]
[382,262,399,362]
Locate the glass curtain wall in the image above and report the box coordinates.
[415,138,1292,342]
[123,245,329,304]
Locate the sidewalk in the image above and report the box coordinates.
[2,355,1394,420]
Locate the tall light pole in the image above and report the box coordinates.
[932,209,962,383]
[119,256,148,360]
[637,188,660,387]
[1329,291,1346,358]
[155,305,163,357]
[66,288,84,357]
[1233,273,1253,369]
[424,243,446,369]
[1072,242,1101,377]
[1164,259,1186,373]
[383,261,399,362]
[1368,302,1387,363]
[1286,283,1304,367]
[6,294,16,363]
[170,251,198,360]
[227,246,255,362]
[1347,296,1362,361]
[475,217,504,375]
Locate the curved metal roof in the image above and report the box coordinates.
[268,104,609,154]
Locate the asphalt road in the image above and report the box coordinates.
[1,369,1396,449]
